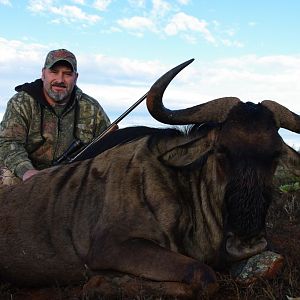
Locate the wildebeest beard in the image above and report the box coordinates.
[224,162,272,239]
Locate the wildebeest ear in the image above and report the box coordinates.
[159,137,212,168]
[279,142,300,176]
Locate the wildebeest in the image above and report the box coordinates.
[0,59,299,298]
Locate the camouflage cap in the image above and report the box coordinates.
[44,49,77,72]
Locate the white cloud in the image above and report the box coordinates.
[79,54,165,86]
[0,0,12,6]
[51,5,100,24]
[93,0,112,11]
[117,16,156,33]
[72,0,85,4]
[221,39,244,48]
[248,21,257,27]
[181,33,197,44]
[27,0,54,12]
[151,0,172,17]
[27,0,101,25]
[223,28,236,37]
[177,0,189,4]
[0,37,45,66]
[164,12,216,44]
[215,55,300,70]
[128,0,146,7]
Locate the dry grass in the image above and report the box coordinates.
[0,171,299,300]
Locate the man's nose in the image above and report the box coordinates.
[56,72,65,82]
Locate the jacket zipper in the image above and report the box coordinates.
[53,115,61,161]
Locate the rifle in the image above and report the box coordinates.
[52,92,148,165]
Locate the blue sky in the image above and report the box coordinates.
[0,0,299,148]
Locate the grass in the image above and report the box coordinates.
[0,169,299,300]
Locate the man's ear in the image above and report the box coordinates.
[74,72,79,85]
[41,68,46,81]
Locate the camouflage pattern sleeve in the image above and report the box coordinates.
[77,91,111,138]
[94,102,111,136]
[0,93,35,179]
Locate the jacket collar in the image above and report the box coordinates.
[15,79,78,115]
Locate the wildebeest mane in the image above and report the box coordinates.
[76,126,182,161]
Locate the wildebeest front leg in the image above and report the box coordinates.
[86,238,218,296]
[83,273,204,299]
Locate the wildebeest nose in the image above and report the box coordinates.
[225,232,268,261]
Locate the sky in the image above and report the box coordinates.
[0,0,299,149]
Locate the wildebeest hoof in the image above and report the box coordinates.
[182,262,219,297]
[229,250,284,285]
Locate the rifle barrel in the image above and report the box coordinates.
[113,92,148,124]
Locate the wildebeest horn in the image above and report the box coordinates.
[146,59,241,125]
[261,100,300,133]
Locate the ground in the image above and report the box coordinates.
[0,170,299,300]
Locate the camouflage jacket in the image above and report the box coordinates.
[0,79,110,179]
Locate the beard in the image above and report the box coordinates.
[47,89,68,102]
[45,83,71,103]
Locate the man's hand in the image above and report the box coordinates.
[22,169,40,181]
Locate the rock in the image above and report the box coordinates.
[229,250,284,285]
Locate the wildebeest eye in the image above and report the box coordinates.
[216,146,231,169]
[259,150,282,166]
[272,150,282,160]
[216,145,229,156]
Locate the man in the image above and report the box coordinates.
[0,49,111,186]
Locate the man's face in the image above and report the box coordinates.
[42,62,78,104]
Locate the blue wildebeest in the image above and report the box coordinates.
[0,59,299,298]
